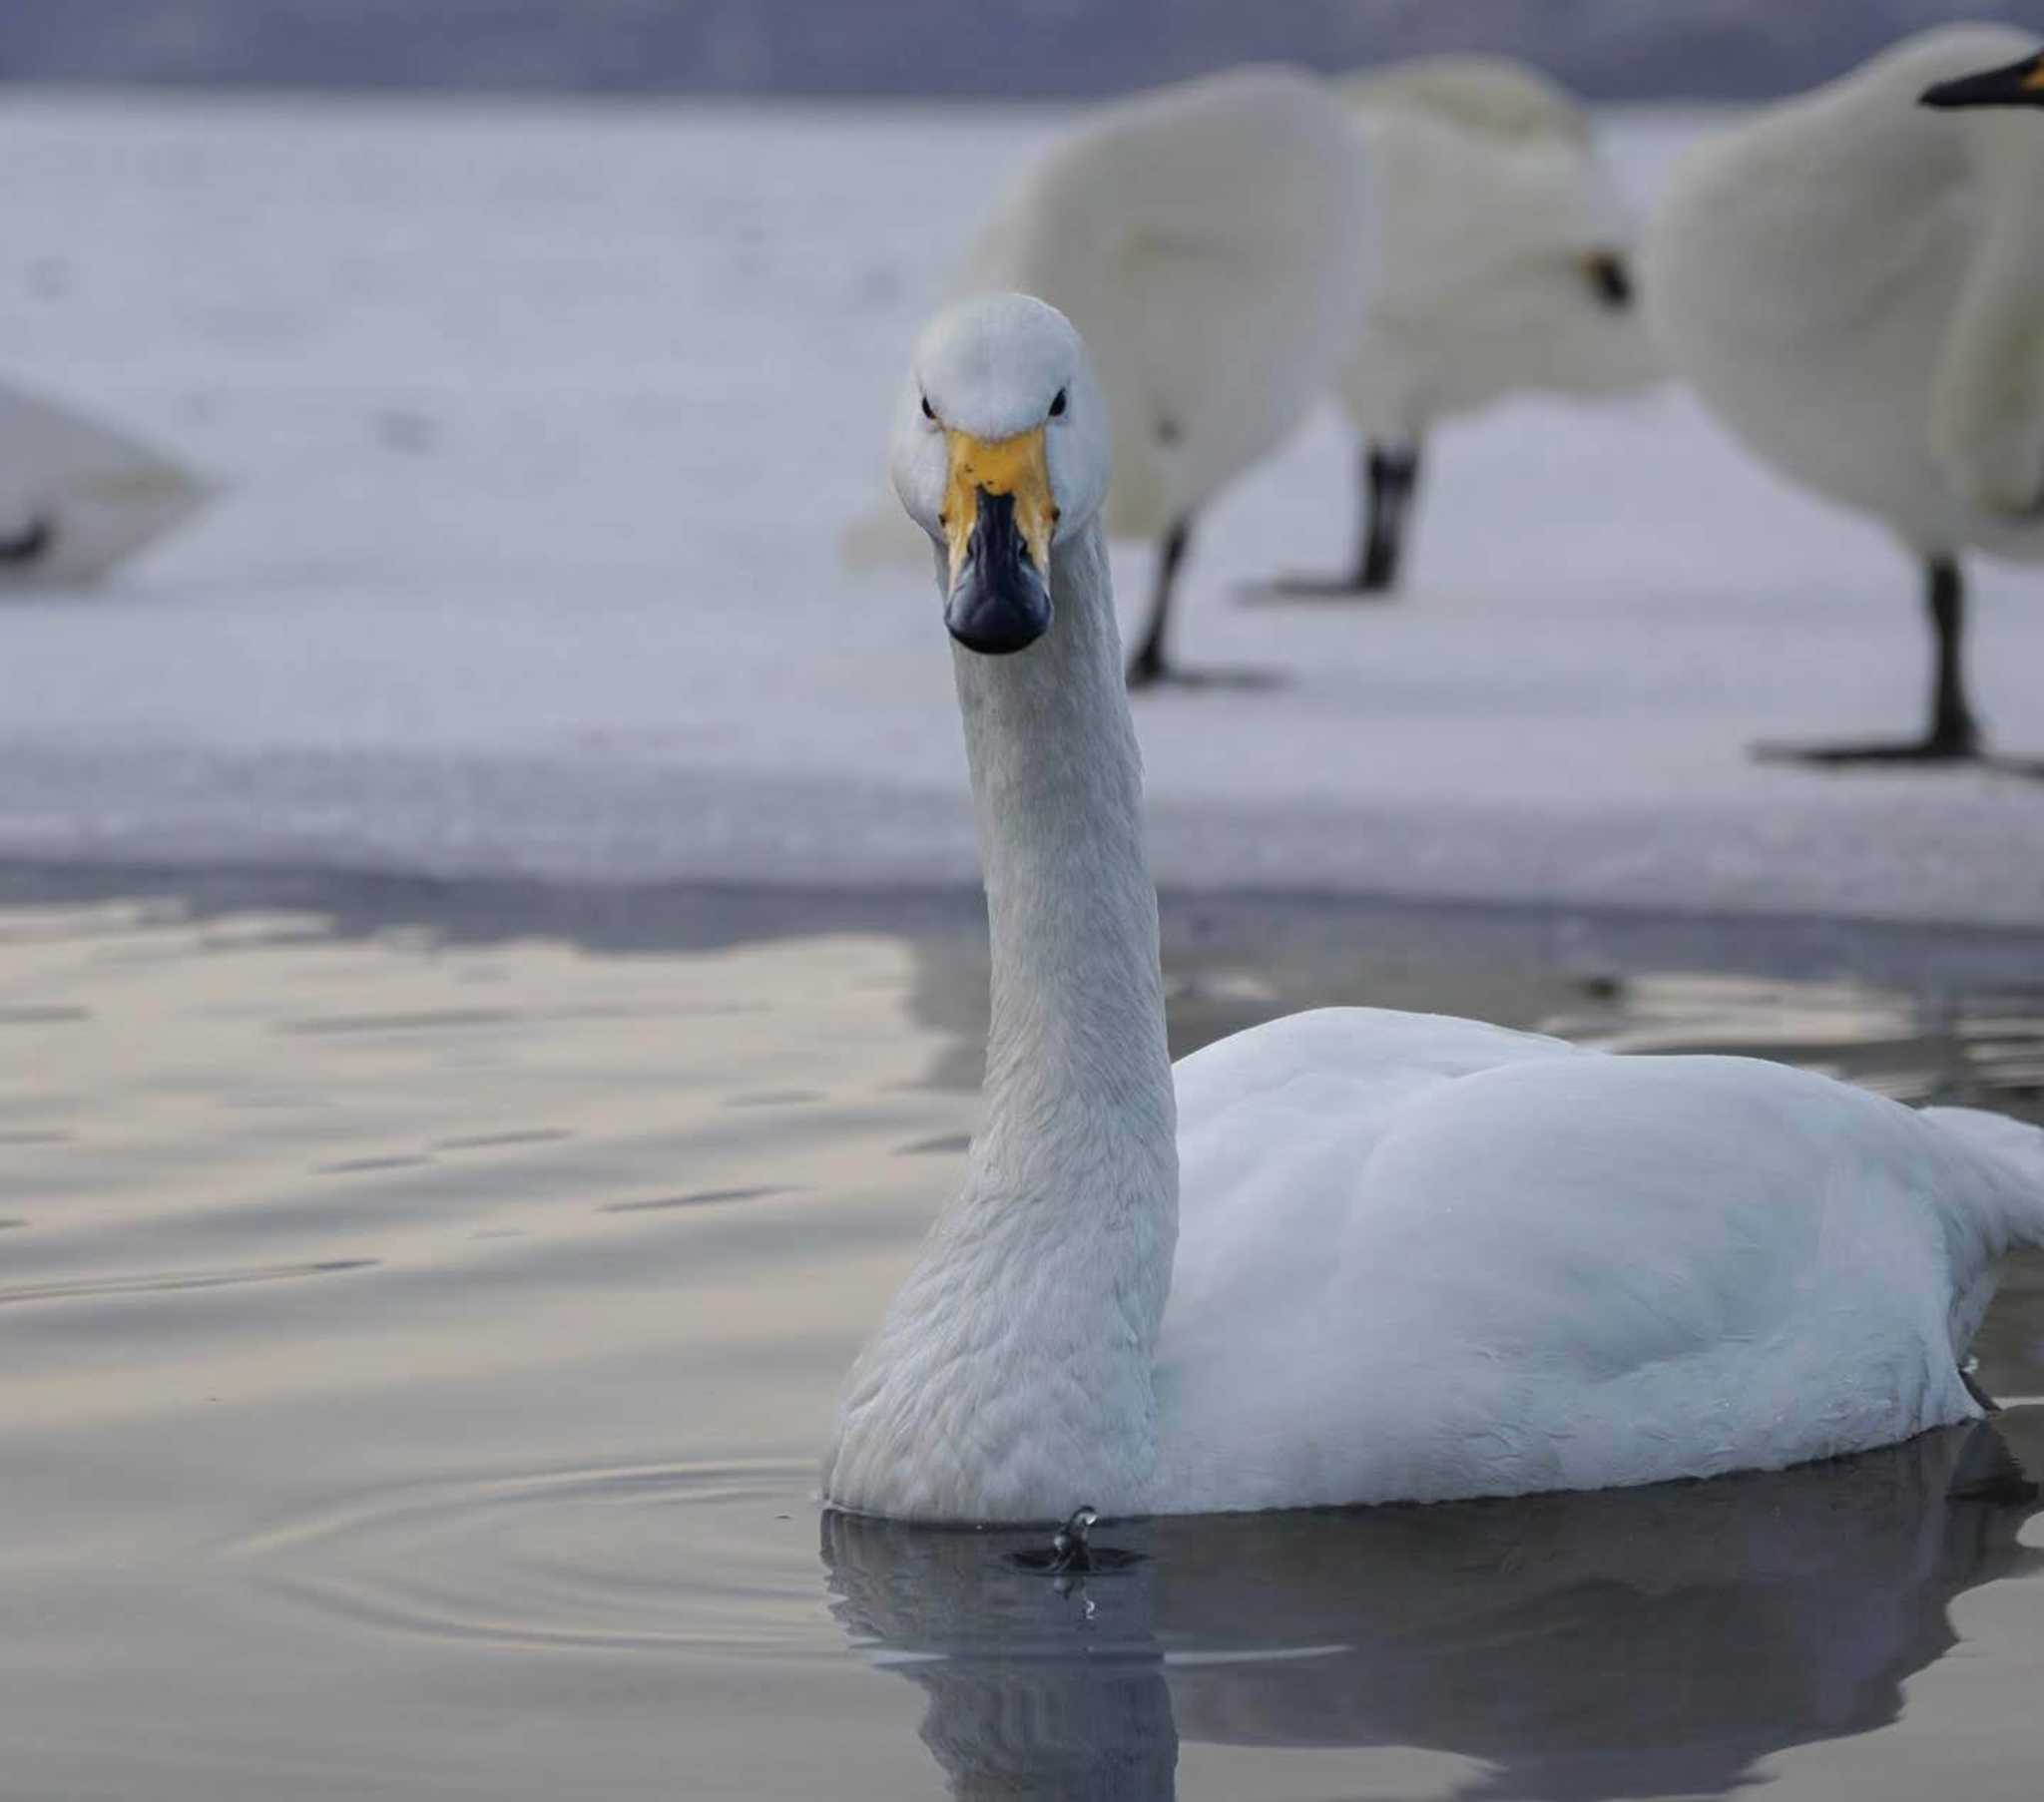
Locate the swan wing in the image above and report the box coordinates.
[1158,1014,2041,1510]
[1161,1005,1578,1405]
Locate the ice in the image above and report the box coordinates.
[0,94,2037,925]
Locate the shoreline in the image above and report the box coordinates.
[4,857,2039,992]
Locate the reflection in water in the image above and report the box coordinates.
[825,1419,2042,1801]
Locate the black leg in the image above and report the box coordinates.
[1357,441,1422,594]
[1924,557,1979,755]
[1252,439,1420,601]
[1127,517,1192,689]
[1755,556,2024,769]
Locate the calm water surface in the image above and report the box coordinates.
[2,877,2042,1801]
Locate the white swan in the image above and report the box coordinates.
[0,381,211,585]
[852,66,1372,687]
[1278,57,1662,596]
[821,292,2044,1524]
[1642,25,2044,768]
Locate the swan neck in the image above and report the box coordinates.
[1928,117,2044,517]
[821,519,1178,1522]
[954,519,1176,1211]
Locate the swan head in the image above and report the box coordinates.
[890,293,1111,657]
[1921,48,2044,112]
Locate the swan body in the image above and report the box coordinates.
[823,294,2044,1524]
[849,67,1372,682]
[1275,58,1658,594]
[957,67,1370,549]
[0,382,211,584]
[1642,25,2044,762]
[1156,1013,2037,1510]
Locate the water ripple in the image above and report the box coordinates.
[0,1257,379,1307]
[231,1458,822,1658]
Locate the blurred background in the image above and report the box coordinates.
[4,0,2040,98]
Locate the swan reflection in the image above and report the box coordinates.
[823,1418,2040,1800]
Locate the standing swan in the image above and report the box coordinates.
[1276,57,1661,597]
[821,293,2044,1525]
[1642,26,2044,769]
[949,67,1372,687]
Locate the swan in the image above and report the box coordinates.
[1275,57,1662,597]
[0,380,211,584]
[1641,25,2044,769]
[820,292,2044,1525]
[845,67,1372,687]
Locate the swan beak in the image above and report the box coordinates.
[1921,52,2044,110]
[942,427,1056,656]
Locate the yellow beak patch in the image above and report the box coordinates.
[942,427,1057,590]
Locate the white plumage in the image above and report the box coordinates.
[1643,25,2044,766]
[1281,58,1661,594]
[1158,1010,2037,1509]
[823,293,2044,1524]
[0,382,211,585]
[849,67,1372,684]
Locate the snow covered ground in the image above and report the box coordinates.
[0,92,2038,926]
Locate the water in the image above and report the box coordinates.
[3,871,2042,1801]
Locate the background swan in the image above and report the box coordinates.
[1642,24,2044,769]
[0,381,211,585]
[822,293,2044,1525]
[847,66,1371,686]
[1276,56,1662,597]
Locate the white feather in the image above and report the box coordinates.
[1644,24,2044,560]
[1335,58,1662,442]
[958,67,1370,541]
[840,66,1372,563]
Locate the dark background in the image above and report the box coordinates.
[2,1,2034,100]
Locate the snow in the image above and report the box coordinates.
[0,92,2038,926]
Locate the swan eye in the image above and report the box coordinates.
[1584,252,1634,309]
[920,394,936,421]
[1049,389,1068,418]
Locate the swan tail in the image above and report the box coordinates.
[1923,1107,2044,1244]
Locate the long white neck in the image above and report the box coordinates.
[956,520,1174,1189]
[823,518,1178,1523]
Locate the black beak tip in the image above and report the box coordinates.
[943,485,1053,655]
[945,575,1052,656]
[1920,58,2041,110]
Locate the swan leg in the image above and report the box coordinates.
[1126,517,1193,688]
[0,514,55,565]
[1756,558,2044,772]
[1255,440,1422,601]
[1357,441,1421,593]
